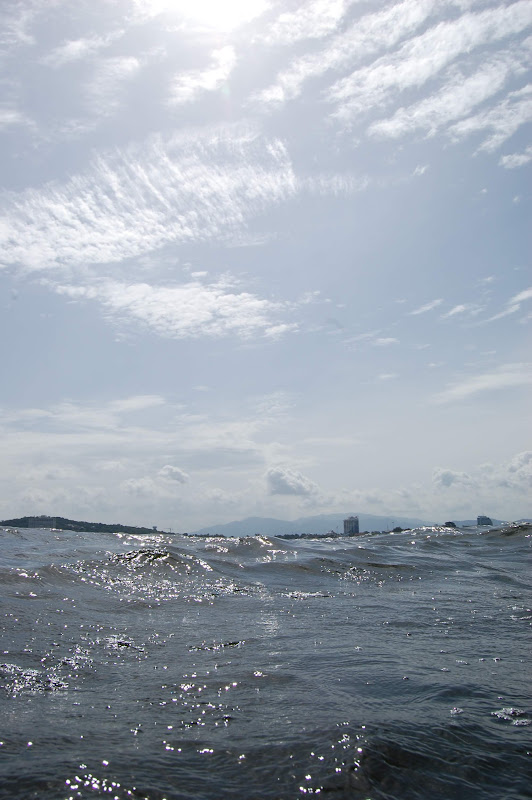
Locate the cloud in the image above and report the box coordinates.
[50,276,298,340]
[158,465,189,483]
[432,466,472,488]
[0,125,298,274]
[374,337,399,346]
[441,303,483,318]
[0,106,28,130]
[168,46,236,105]
[0,394,168,433]
[109,395,165,413]
[43,33,122,68]
[499,144,532,168]
[510,287,532,305]
[266,466,319,496]
[409,298,444,315]
[345,330,399,349]
[501,450,532,489]
[434,363,532,403]
[449,83,532,152]
[328,2,532,123]
[369,43,530,140]
[484,286,532,321]
[255,0,439,108]
[0,2,37,53]
[261,0,355,45]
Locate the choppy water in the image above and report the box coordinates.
[0,524,530,799]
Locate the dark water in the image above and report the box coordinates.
[1,524,530,799]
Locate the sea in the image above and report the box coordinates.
[0,523,530,800]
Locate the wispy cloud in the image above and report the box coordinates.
[449,83,532,152]
[483,286,532,321]
[344,330,399,349]
[168,46,236,105]
[378,372,398,380]
[369,42,530,140]
[261,0,356,45]
[255,0,439,108]
[43,32,122,68]
[434,363,532,403]
[499,144,532,168]
[0,125,298,274]
[374,337,399,346]
[50,276,298,340]
[0,2,36,55]
[409,298,444,315]
[328,2,532,124]
[441,303,483,318]
[0,106,28,130]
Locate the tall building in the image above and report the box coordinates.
[343,516,359,536]
[477,515,493,526]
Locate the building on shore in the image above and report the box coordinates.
[343,516,359,536]
[477,515,493,526]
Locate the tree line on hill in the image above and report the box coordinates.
[0,515,160,536]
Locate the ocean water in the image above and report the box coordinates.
[0,524,530,800]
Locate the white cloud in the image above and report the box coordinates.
[169,46,236,105]
[434,363,532,403]
[43,33,121,68]
[0,125,297,274]
[449,83,532,152]
[0,2,36,53]
[432,466,472,488]
[50,276,298,340]
[428,451,532,516]
[329,2,532,123]
[409,298,444,315]
[510,287,532,305]
[499,144,532,168]
[345,330,400,349]
[500,450,532,489]
[109,395,165,412]
[484,286,532,321]
[158,465,189,482]
[0,106,28,130]
[255,0,440,108]
[261,0,355,45]
[369,43,530,139]
[441,303,482,318]
[374,337,399,346]
[266,466,319,496]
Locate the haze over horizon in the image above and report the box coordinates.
[1,0,531,531]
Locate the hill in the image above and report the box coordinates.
[0,515,160,536]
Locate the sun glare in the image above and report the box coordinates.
[142,0,269,31]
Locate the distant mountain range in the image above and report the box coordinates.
[187,512,431,537]
[188,514,530,537]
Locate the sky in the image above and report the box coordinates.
[0,0,531,531]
